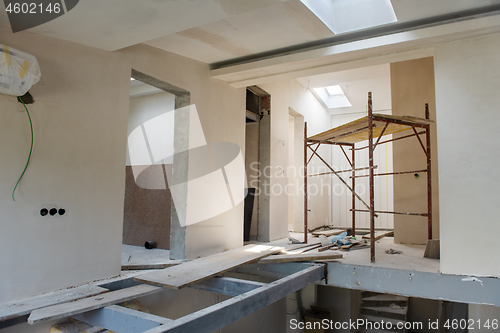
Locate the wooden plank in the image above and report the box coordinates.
[280,242,321,254]
[362,230,394,241]
[28,284,163,325]
[307,114,432,145]
[134,244,283,290]
[72,305,171,333]
[122,261,186,271]
[257,252,342,264]
[0,285,108,322]
[317,244,340,252]
[311,229,347,237]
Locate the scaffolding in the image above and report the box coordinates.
[304,92,433,262]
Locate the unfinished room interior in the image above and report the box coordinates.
[1,0,500,332]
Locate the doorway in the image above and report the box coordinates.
[122,70,190,252]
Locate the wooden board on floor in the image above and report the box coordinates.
[311,229,347,237]
[257,252,342,264]
[121,260,187,271]
[28,284,162,325]
[0,285,108,322]
[134,244,283,290]
[362,231,394,241]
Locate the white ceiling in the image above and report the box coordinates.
[0,0,285,51]
[146,0,334,64]
[0,0,498,64]
[146,0,500,64]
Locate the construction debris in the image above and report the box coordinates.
[386,249,403,255]
[258,252,343,264]
[311,229,347,237]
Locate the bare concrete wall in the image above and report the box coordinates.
[245,122,259,238]
[434,32,500,277]
[390,57,440,245]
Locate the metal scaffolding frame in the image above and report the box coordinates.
[304,92,433,262]
[20,263,323,333]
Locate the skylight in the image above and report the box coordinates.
[313,85,351,109]
[325,85,344,96]
[300,0,397,35]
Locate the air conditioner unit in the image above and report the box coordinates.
[0,44,41,96]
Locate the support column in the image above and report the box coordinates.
[368,92,375,262]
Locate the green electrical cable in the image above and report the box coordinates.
[12,97,33,201]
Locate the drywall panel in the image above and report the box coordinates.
[390,57,439,245]
[0,26,128,304]
[126,92,176,166]
[260,79,332,239]
[434,32,500,277]
[292,114,305,233]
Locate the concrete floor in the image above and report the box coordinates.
[123,233,440,274]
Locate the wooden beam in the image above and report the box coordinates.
[257,252,342,264]
[134,245,283,290]
[311,229,347,237]
[122,261,186,271]
[0,285,108,322]
[189,277,264,296]
[28,284,163,325]
[141,264,324,333]
[72,305,171,333]
[362,230,394,241]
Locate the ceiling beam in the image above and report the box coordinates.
[211,12,500,88]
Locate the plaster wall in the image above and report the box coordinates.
[0,26,128,303]
[390,57,439,245]
[434,32,500,277]
[260,79,332,239]
[0,24,245,303]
